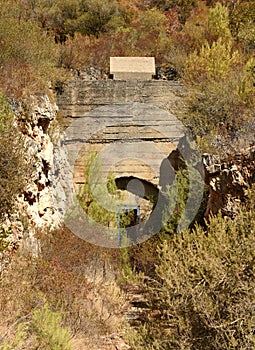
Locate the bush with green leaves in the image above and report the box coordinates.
[180,3,255,154]
[207,2,231,40]
[0,0,62,98]
[184,37,241,83]
[77,152,124,228]
[126,187,255,350]
[0,324,27,350]
[0,305,72,350]
[179,71,254,154]
[162,166,205,234]
[32,305,72,350]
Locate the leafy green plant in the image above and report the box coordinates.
[184,37,241,83]
[0,227,11,252]
[162,163,205,234]
[0,323,27,350]
[162,167,190,233]
[179,69,254,155]
[77,152,126,228]
[125,187,255,349]
[207,2,231,40]
[0,2,62,98]
[32,305,72,350]
[0,305,72,350]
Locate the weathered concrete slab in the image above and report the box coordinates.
[62,102,185,188]
[56,79,187,201]
[55,79,205,247]
[110,57,155,80]
[57,80,186,127]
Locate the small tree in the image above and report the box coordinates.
[184,37,240,83]
[207,2,231,40]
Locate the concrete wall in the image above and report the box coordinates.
[56,79,187,191]
[57,80,186,125]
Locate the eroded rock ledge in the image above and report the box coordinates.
[203,146,255,218]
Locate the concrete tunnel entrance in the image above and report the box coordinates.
[60,101,188,246]
[115,176,158,204]
[114,176,159,229]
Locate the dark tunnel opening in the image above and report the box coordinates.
[115,176,159,205]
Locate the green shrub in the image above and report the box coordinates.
[126,188,255,349]
[32,305,72,350]
[0,2,62,98]
[77,152,124,228]
[0,305,72,350]
[0,324,27,350]
[179,66,254,154]
[207,2,231,39]
[184,38,241,83]
[180,2,254,153]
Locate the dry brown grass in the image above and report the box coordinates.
[0,227,128,349]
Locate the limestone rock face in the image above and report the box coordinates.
[0,95,67,260]
[0,95,66,265]
[17,95,61,229]
[204,146,255,218]
[63,102,185,190]
[50,135,74,220]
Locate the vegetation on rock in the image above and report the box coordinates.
[0,95,30,227]
[125,187,255,349]
[0,0,254,348]
[0,0,252,152]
